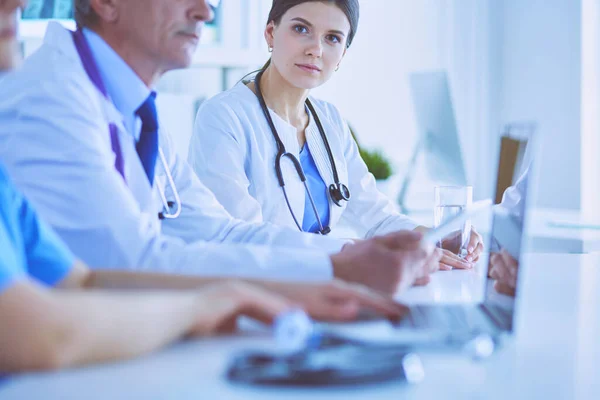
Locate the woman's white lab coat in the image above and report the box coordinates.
[189,83,417,238]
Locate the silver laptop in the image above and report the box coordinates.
[392,136,537,344]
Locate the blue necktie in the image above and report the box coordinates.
[135,92,159,185]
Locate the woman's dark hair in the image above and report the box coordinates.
[267,0,360,48]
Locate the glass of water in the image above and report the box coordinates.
[434,186,473,256]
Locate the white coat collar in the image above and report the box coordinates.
[40,22,161,211]
[42,22,128,136]
[43,22,80,62]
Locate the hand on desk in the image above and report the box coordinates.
[332,230,440,295]
[415,226,483,271]
[489,249,518,297]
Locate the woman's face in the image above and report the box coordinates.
[266,1,351,90]
[0,0,24,71]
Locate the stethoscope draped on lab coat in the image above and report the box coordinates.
[72,29,181,220]
[254,69,350,235]
[189,79,420,239]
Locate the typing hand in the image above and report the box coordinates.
[187,281,293,335]
[331,230,435,295]
[260,280,408,322]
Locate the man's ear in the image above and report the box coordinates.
[90,0,120,24]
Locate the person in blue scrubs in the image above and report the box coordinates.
[0,162,407,373]
[0,160,291,372]
[0,4,405,374]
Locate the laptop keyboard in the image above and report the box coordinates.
[398,305,487,332]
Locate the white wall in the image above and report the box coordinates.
[581,0,600,218]
[314,0,583,210]
[442,0,499,202]
[310,0,504,208]
[492,0,582,210]
[311,0,447,170]
[310,0,468,209]
[24,1,578,210]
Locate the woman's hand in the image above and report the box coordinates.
[415,226,483,271]
[489,249,518,297]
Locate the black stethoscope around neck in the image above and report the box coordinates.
[253,68,350,235]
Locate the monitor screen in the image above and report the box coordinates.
[23,0,73,20]
[409,70,467,186]
[19,0,221,46]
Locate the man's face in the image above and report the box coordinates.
[114,0,214,72]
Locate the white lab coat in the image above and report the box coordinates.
[188,83,417,238]
[500,167,529,218]
[0,23,346,280]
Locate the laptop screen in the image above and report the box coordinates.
[482,148,533,330]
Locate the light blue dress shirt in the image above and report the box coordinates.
[299,143,330,233]
[83,28,150,141]
[0,165,74,295]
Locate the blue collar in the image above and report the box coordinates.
[82,28,151,140]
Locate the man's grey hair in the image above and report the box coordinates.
[74,0,98,28]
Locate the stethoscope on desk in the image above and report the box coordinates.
[254,69,350,235]
[71,29,181,220]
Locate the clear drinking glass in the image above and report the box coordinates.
[434,186,473,256]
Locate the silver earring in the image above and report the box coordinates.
[268,46,273,53]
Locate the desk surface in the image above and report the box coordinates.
[404,207,600,254]
[527,208,600,253]
[2,253,599,400]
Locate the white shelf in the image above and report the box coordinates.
[190,46,267,69]
[20,19,74,38]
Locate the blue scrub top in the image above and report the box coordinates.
[0,165,74,295]
[299,144,330,233]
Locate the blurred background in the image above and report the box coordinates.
[18,0,600,220]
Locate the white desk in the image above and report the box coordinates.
[401,207,600,254]
[1,253,599,400]
[527,208,600,253]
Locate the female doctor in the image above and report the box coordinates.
[189,0,483,270]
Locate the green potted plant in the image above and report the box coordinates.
[358,148,393,181]
[348,123,397,197]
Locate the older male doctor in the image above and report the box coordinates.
[0,0,437,293]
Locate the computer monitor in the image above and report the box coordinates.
[19,1,75,40]
[398,70,467,212]
[23,0,73,20]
